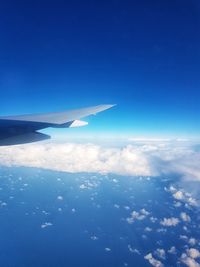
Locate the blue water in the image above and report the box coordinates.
[0,167,199,267]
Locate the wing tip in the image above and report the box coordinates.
[100,104,117,110]
[91,104,116,115]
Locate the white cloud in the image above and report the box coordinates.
[128,245,140,254]
[173,191,185,200]
[187,249,200,259]
[168,186,198,207]
[188,238,197,246]
[141,208,150,216]
[183,226,188,232]
[144,253,164,267]
[180,235,188,241]
[150,217,158,223]
[174,201,182,207]
[126,209,150,224]
[155,249,166,260]
[41,222,53,229]
[90,235,98,241]
[1,202,7,207]
[145,227,152,232]
[160,217,179,227]
[168,246,177,254]
[181,249,200,267]
[180,212,191,222]
[156,228,167,233]
[187,197,198,207]
[0,140,200,185]
[57,195,63,201]
[0,143,153,176]
[129,138,172,142]
[181,254,200,267]
[128,245,141,255]
[79,184,87,189]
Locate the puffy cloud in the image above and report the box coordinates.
[0,143,154,176]
[187,249,200,259]
[188,238,197,246]
[181,254,200,267]
[173,191,185,200]
[126,209,150,224]
[0,140,200,183]
[150,217,158,223]
[168,186,198,207]
[57,195,63,201]
[180,212,191,222]
[144,253,164,267]
[41,222,53,229]
[168,246,177,254]
[174,201,182,207]
[180,249,200,267]
[155,249,166,260]
[141,208,150,216]
[160,217,179,227]
[90,235,98,241]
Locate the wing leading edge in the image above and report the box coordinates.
[0,104,115,146]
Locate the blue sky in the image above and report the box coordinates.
[0,0,200,138]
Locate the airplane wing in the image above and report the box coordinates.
[0,104,115,146]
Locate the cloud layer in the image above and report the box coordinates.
[0,141,199,180]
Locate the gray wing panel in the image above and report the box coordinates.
[0,132,50,146]
[0,104,115,145]
[0,119,51,145]
[0,120,51,139]
[0,104,115,125]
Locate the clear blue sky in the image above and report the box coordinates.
[0,0,200,138]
